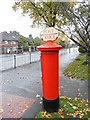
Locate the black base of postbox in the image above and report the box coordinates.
[43,97,59,113]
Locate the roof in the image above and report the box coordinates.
[0,32,18,43]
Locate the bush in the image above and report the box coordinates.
[78,47,86,53]
[59,41,65,48]
[23,44,29,51]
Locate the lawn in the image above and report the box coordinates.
[35,96,90,119]
[63,54,88,80]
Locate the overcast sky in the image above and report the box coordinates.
[0,0,42,38]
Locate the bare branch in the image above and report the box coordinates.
[55,27,87,50]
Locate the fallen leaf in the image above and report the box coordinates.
[63,104,66,107]
[61,86,63,88]
[83,109,87,115]
[86,108,90,112]
[75,97,78,100]
[22,109,27,113]
[41,112,44,116]
[68,73,72,77]
[67,97,72,100]
[75,111,79,115]
[79,110,83,113]
[40,97,43,101]
[59,111,64,115]
[25,105,29,108]
[69,103,73,106]
[77,98,80,100]
[0,109,3,114]
[60,96,67,99]
[36,94,40,98]
[10,109,13,113]
[67,113,72,116]
[61,115,64,118]
[40,102,42,104]
[82,99,85,102]
[72,106,77,110]
[78,89,80,91]
[59,108,63,112]
[46,114,51,118]
[18,112,21,114]
[73,113,76,118]
[79,114,83,118]
[7,103,11,106]
[41,112,45,117]
[78,103,82,108]
[43,111,47,116]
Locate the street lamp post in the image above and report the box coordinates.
[29,46,31,64]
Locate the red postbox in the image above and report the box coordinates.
[37,27,62,112]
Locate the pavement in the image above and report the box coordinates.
[0,48,88,119]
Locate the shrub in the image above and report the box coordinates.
[78,47,86,53]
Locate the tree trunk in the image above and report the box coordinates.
[86,50,90,65]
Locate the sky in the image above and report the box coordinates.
[0,0,42,38]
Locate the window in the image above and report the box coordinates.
[11,41,16,45]
[12,47,16,52]
[5,41,8,44]
[7,48,10,53]
[13,41,16,44]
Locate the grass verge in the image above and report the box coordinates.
[35,96,90,119]
[63,54,88,80]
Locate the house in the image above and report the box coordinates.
[0,31,18,54]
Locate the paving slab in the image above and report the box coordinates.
[0,92,35,119]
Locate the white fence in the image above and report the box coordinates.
[0,47,78,71]
[0,52,40,71]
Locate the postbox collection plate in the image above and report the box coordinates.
[40,27,58,42]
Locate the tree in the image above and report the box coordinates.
[54,32,68,48]
[18,36,29,51]
[13,1,90,61]
[34,40,42,46]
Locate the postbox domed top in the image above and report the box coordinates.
[37,41,62,51]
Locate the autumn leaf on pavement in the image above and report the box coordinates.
[40,102,42,104]
[10,109,13,113]
[7,103,11,106]
[36,94,40,98]
[0,109,3,114]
